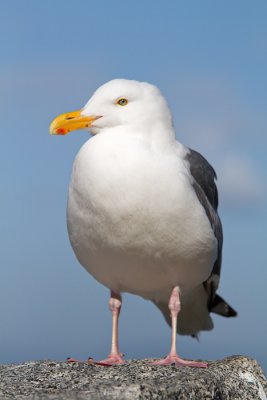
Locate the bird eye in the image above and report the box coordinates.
[116,98,128,106]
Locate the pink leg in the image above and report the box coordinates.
[152,287,208,368]
[95,291,125,366]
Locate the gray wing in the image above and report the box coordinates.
[186,148,237,318]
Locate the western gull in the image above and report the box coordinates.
[50,79,237,367]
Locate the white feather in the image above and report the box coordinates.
[67,79,217,330]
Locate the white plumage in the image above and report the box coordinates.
[67,124,216,301]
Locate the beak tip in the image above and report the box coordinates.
[49,122,56,135]
[49,127,68,135]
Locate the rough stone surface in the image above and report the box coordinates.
[0,356,266,399]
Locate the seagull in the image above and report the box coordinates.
[50,79,237,367]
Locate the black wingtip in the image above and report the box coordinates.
[210,294,237,318]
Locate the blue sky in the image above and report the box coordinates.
[1,1,267,370]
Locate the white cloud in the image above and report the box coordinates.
[217,153,266,206]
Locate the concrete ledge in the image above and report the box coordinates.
[0,355,266,399]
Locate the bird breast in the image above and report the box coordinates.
[67,132,217,301]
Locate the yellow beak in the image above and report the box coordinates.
[49,110,101,135]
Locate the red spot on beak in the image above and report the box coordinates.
[56,128,68,135]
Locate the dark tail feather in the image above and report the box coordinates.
[210,294,237,317]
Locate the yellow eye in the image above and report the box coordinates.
[116,98,128,106]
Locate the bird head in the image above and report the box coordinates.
[49,79,173,136]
